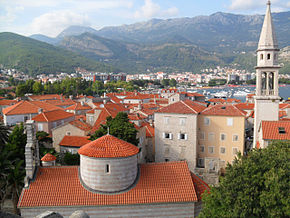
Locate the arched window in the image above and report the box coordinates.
[269,72,274,90]
[260,54,264,60]
[262,72,267,92]
[267,54,271,60]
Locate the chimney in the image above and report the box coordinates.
[103,99,107,105]
[69,95,73,100]
[81,101,84,106]
[38,108,43,114]
[24,120,39,187]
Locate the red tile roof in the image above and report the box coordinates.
[3,101,62,115]
[234,103,254,111]
[78,134,139,158]
[28,94,62,101]
[41,153,56,162]
[261,121,290,140]
[279,103,290,109]
[59,136,91,147]
[208,98,226,103]
[185,92,204,97]
[32,110,74,122]
[142,122,155,137]
[0,99,17,106]
[44,99,75,107]
[66,103,91,111]
[247,93,255,99]
[69,120,92,132]
[201,104,246,116]
[226,98,241,103]
[124,93,152,100]
[156,100,206,114]
[191,173,210,201]
[18,161,198,208]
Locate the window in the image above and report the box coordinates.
[233,135,239,142]
[267,53,271,60]
[164,145,170,157]
[165,158,169,162]
[233,147,238,155]
[227,118,233,126]
[208,132,215,141]
[163,132,173,139]
[198,158,205,168]
[220,147,226,154]
[61,120,64,125]
[278,127,286,134]
[52,122,57,128]
[105,164,110,174]
[220,133,226,141]
[200,145,205,153]
[38,123,43,131]
[204,117,210,126]
[66,131,71,136]
[89,116,93,122]
[164,116,170,124]
[179,117,186,126]
[178,133,188,140]
[260,54,264,60]
[200,132,205,140]
[208,146,215,154]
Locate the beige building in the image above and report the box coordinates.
[197,104,246,172]
[155,100,206,171]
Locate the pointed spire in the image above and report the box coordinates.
[258,0,278,50]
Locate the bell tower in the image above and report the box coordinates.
[254,0,280,147]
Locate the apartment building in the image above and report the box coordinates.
[197,104,246,172]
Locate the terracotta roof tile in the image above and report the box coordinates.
[18,161,197,208]
[262,121,290,140]
[234,103,254,111]
[279,103,290,109]
[78,135,139,158]
[44,99,75,107]
[156,100,206,114]
[3,101,62,115]
[141,122,155,137]
[28,94,62,101]
[208,98,226,103]
[59,136,91,147]
[201,104,246,116]
[0,99,17,106]
[191,173,210,201]
[69,120,92,132]
[32,110,74,122]
[41,153,56,162]
[226,98,241,103]
[66,103,91,111]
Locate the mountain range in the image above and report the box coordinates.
[2,11,290,75]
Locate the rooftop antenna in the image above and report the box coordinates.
[107,126,110,135]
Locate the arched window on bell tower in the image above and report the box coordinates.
[262,72,267,95]
[269,72,274,94]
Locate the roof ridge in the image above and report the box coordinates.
[232,104,246,116]
[181,100,198,114]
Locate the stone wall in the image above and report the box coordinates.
[80,154,138,192]
[20,202,196,218]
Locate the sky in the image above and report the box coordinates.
[1,0,290,37]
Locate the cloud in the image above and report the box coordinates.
[0,6,23,24]
[134,0,178,19]
[228,0,288,11]
[30,10,90,37]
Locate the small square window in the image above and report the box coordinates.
[200,132,205,140]
[233,135,239,141]
[227,118,233,126]
[105,164,110,174]
[278,127,286,134]
[233,147,238,155]
[66,131,71,136]
[179,117,186,126]
[209,146,215,154]
[198,158,205,168]
[220,147,226,154]
[208,132,215,141]
[164,117,170,124]
[178,133,187,140]
[204,117,210,126]
[200,145,205,153]
[221,133,226,141]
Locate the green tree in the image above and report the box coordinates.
[32,81,43,94]
[15,84,28,96]
[90,112,138,145]
[0,122,9,147]
[199,141,290,218]
[169,78,177,87]
[92,80,104,96]
[161,79,170,87]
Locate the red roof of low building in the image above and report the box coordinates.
[156,100,206,114]
[69,120,92,132]
[66,103,91,111]
[226,98,241,103]
[3,100,62,115]
[261,121,290,140]
[32,109,74,122]
[191,173,210,201]
[208,98,226,103]
[234,103,255,111]
[44,99,75,107]
[78,134,139,158]
[59,136,91,147]
[41,153,56,162]
[18,161,202,208]
[279,103,290,109]
[0,99,17,106]
[28,94,62,101]
[142,122,155,137]
[201,104,246,116]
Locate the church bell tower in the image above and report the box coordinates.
[254,0,280,146]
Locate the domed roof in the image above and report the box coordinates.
[41,153,56,162]
[78,135,139,158]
